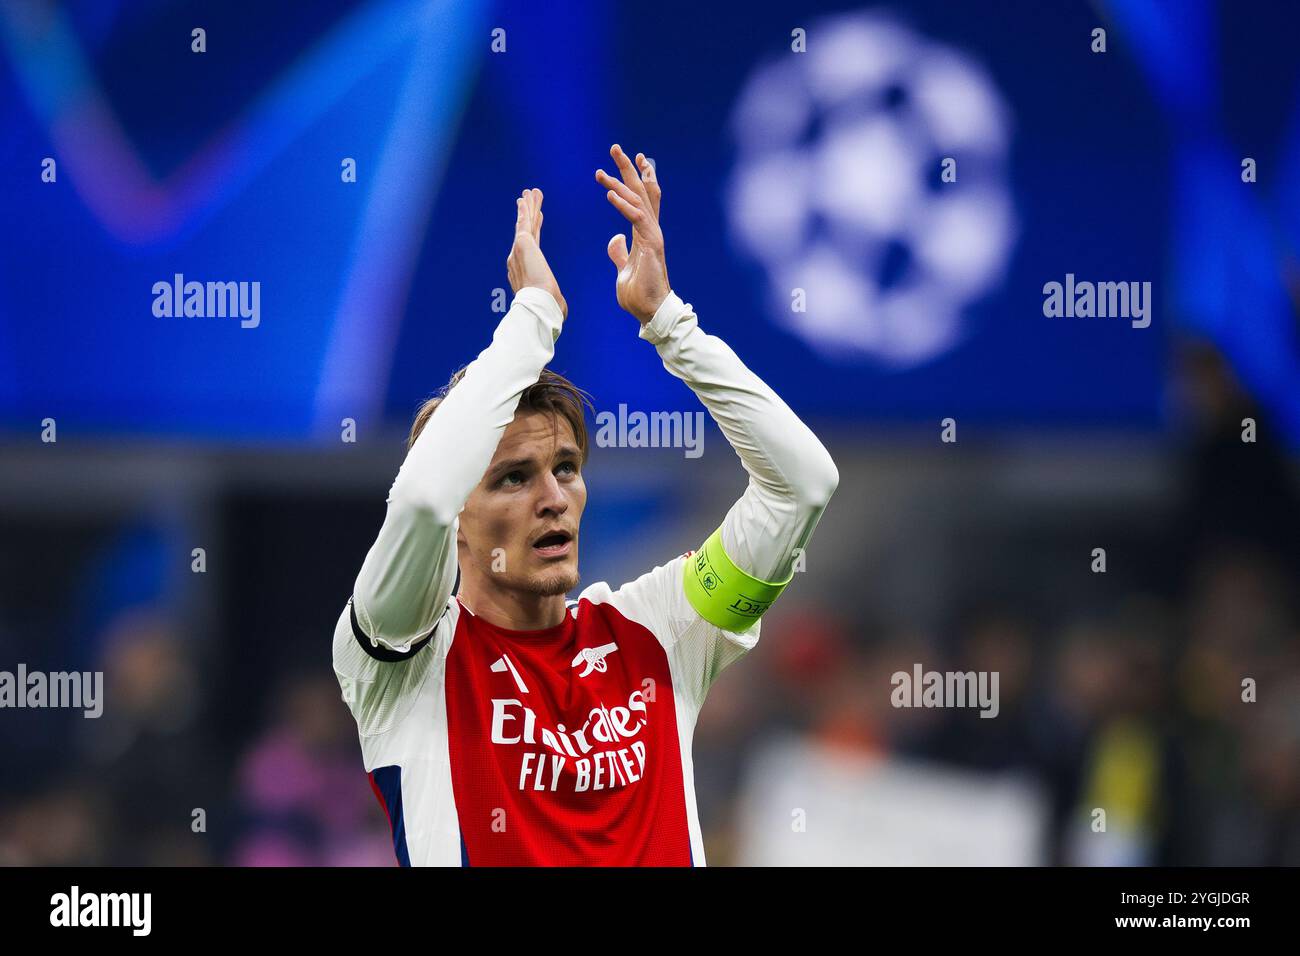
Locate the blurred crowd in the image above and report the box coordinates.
[693,342,1300,865]
[0,607,392,866]
[692,544,1300,865]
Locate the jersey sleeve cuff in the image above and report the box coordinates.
[513,286,565,339]
[638,291,692,346]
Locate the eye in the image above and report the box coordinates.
[556,460,578,477]
[500,470,525,487]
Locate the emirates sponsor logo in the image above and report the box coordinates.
[490,690,650,793]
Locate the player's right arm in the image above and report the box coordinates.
[350,188,567,653]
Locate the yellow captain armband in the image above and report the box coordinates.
[682,527,793,632]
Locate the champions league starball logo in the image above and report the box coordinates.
[726,12,1018,367]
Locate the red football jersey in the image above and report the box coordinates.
[333,552,759,866]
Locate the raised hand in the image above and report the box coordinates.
[506,187,567,318]
[595,145,670,324]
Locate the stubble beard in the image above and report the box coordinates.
[522,563,580,598]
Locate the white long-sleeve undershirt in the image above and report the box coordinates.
[636,291,838,582]
[352,287,838,650]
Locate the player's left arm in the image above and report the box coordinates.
[595,145,839,635]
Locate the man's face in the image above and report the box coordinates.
[457,409,586,598]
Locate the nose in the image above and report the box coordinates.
[534,470,569,518]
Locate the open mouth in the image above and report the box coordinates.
[532,530,573,558]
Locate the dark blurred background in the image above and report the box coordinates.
[1,0,1298,865]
